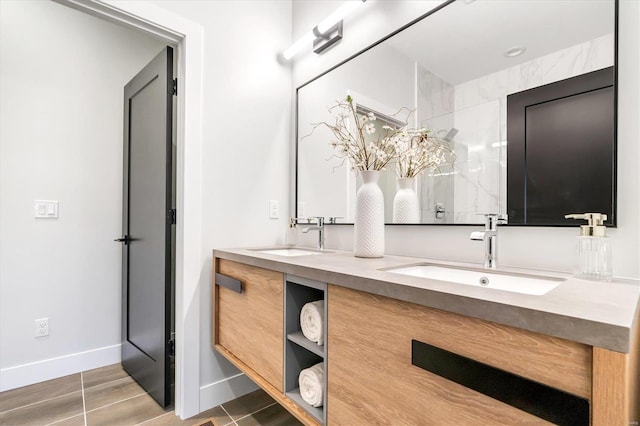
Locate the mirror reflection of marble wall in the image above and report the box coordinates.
[297,0,615,224]
[420,32,615,223]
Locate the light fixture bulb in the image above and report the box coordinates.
[282,32,314,60]
[281,0,366,61]
[504,46,526,58]
[317,1,363,34]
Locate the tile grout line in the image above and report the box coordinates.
[43,413,85,426]
[84,374,132,389]
[133,411,170,425]
[0,380,83,414]
[84,391,148,414]
[219,404,239,426]
[80,372,87,426]
[0,397,58,414]
[232,402,278,423]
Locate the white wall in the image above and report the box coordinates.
[146,0,293,410]
[1,0,294,410]
[292,0,639,279]
[0,0,166,390]
[298,43,415,221]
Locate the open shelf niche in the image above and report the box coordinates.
[284,274,327,425]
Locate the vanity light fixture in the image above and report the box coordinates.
[282,0,367,61]
[504,46,526,58]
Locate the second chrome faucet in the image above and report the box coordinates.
[290,217,325,250]
[470,214,507,268]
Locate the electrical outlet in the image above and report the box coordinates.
[35,318,49,337]
[269,200,279,219]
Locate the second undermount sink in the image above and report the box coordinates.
[253,248,330,257]
[384,264,564,296]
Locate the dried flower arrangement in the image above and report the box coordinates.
[307,94,454,176]
[386,128,453,178]
[309,94,396,171]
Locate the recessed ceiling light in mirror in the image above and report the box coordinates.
[504,46,526,58]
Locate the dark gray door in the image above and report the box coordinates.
[117,46,175,407]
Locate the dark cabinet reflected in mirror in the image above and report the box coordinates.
[507,67,616,226]
[296,0,617,226]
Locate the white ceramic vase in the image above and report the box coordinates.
[354,170,385,258]
[393,177,420,224]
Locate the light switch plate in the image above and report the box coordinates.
[269,200,279,219]
[34,200,59,219]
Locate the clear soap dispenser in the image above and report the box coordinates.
[564,213,612,281]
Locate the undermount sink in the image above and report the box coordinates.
[253,248,329,257]
[384,264,564,296]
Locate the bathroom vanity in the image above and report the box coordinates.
[212,248,639,425]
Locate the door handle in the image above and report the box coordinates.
[114,235,137,245]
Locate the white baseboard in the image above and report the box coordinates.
[198,372,258,413]
[0,344,121,392]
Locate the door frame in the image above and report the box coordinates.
[54,0,203,419]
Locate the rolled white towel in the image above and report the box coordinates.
[300,300,324,345]
[299,363,324,408]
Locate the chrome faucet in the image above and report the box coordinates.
[290,217,325,250]
[470,214,507,269]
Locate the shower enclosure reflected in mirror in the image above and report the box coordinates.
[296,0,616,225]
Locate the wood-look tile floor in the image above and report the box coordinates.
[0,364,302,426]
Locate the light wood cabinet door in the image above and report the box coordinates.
[215,259,284,392]
[327,284,592,425]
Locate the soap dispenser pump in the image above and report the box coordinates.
[564,213,612,281]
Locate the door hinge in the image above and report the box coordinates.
[169,209,176,225]
[172,78,177,96]
[168,333,175,358]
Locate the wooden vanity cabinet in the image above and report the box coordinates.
[327,284,638,425]
[326,284,586,424]
[213,258,322,426]
[212,257,638,425]
[214,259,284,391]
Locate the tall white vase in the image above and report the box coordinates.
[354,170,385,258]
[393,177,420,224]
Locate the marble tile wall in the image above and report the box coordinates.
[450,33,614,223]
[417,63,456,222]
[417,64,455,120]
[396,33,614,224]
[452,99,502,224]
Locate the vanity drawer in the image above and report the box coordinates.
[214,259,284,392]
[327,284,592,425]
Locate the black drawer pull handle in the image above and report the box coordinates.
[411,340,588,425]
[215,273,243,293]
